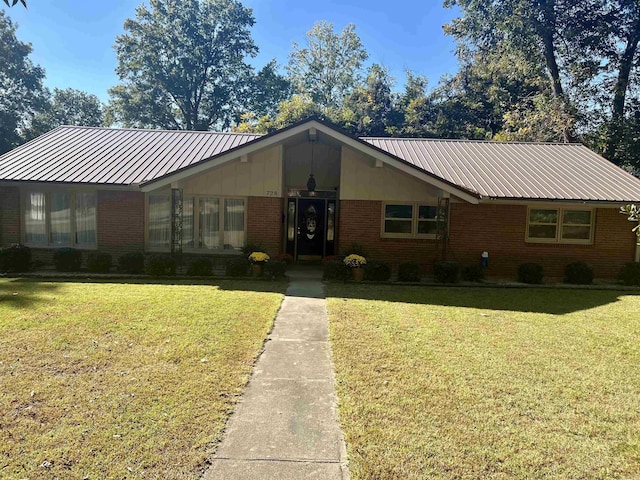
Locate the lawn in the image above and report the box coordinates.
[327,285,640,480]
[0,278,285,479]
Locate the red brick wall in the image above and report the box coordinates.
[97,190,145,255]
[338,200,638,280]
[0,186,20,246]
[247,196,284,255]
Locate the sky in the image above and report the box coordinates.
[2,0,461,104]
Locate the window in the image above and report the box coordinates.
[527,207,593,243]
[147,194,245,251]
[23,191,96,247]
[382,202,447,238]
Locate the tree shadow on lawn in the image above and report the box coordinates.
[0,278,61,308]
[327,284,640,315]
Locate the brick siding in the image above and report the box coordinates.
[338,200,637,280]
[0,186,20,246]
[247,196,284,255]
[97,190,145,256]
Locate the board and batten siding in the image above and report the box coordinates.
[339,146,443,201]
[182,145,282,198]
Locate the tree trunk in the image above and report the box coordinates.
[604,21,640,163]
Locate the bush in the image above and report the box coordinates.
[145,255,176,276]
[517,263,544,284]
[323,259,350,281]
[462,264,485,282]
[118,252,145,274]
[364,260,392,281]
[434,260,461,283]
[226,257,249,277]
[53,248,82,272]
[186,257,213,276]
[0,244,31,273]
[563,261,593,285]
[342,243,365,257]
[619,262,640,286]
[241,242,264,257]
[265,260,287,279]
[86,252,112,273]
[398,261,421,282]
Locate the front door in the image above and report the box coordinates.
[297,198,325,261]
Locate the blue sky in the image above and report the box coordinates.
[3,0,461,104]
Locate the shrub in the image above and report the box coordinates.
[0,244,31,273]
[118,252,145,274]
[619,262,640,286]
[398,261,421,282]
[323,259,350,281]
[462,264,485,282]
[265,260,287,279]
[434,260,461,283]
[186,257,213,276]
[87,252,112,273]
[53,248,82,272]
[517,263,544,284]
[241,242,264,256]
[226,257,249,277]
[145,255,176,276]
[275,253,294,264]
[563,261,593,285]
[342,243,365,257]
[364,260,392,281]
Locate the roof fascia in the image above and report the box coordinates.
[0,179,139,191]
[480,198,640,207]
[140,119,480,204]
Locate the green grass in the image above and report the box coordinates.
[327,285,640,480]
[0,278,284,479]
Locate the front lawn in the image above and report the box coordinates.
[0,279,284,479]
[327,286,640,479]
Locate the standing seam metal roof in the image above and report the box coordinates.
[1,125,640,202]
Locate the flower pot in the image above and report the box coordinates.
[252,263,263,277]
[352,267,364,282]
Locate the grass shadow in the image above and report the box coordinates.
[327,283,640,315]
[0,277,61,308]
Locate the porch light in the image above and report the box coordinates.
[307,173,316,193]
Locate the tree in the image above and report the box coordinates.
[108,0,257,131]
[287,21,368,111]
[0,11,46,153]
[2,0,26,7]
[620,204,640,243]
[23,88,104,140]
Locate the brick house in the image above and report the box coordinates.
[1,117,640,279]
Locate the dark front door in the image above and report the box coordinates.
[297,198,325,261]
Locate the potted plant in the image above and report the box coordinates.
[248,251,270,277]
[344,254,367,282]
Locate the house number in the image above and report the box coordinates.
[266,190,278,196]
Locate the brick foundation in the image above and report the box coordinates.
[338,200,638,280]
[247,196,284,256]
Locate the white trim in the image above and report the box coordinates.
[140,120,480,204]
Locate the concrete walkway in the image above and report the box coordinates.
[203,267,350,480]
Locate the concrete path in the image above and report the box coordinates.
[203,267,350,480]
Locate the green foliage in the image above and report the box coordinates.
[462,264,485,282]
[53,248,82,272]
[517,263,544,284]
[225,257,249,277]
[264,260,287,279]
[287,21,368,111]
[242,242,265,257]
[86,252,112,274]
[619,262,640,286]
[144,255,176,276]
[109,0,258,130]
[0,11,47,154]
[323,260,350,282]
[342,243,365,257]
[433,260,462,284]
[364,260,392,282]
[186,257,213,277]
[0,244,31,273]
[118,252,145,274]
[3,0,27,7]
[620,204,640,242]
[563,262,594,285]
[397,262,421,282]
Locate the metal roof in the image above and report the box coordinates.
[363,137,640,203]
[0,126,261,185]
[1,123,640,203]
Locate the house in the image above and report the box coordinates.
[1,117,640,279]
